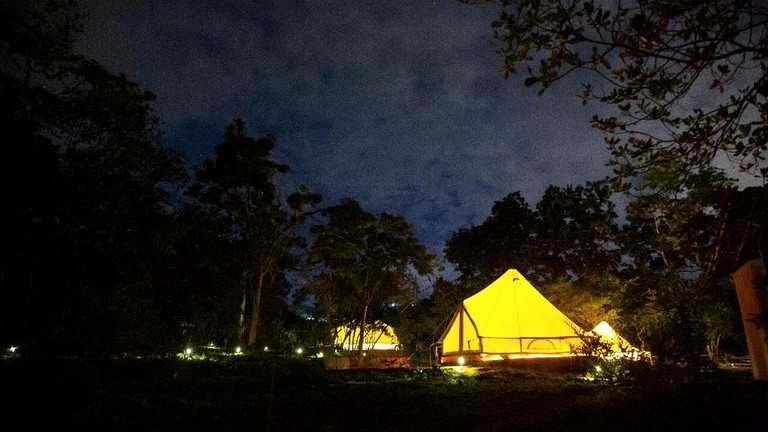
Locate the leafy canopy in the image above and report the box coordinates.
[465,0,768,185]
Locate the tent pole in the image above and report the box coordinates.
[458,305,464,355]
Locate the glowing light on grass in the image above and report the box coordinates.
[185,347,193,356]
[458,356,465,366]
[235,346,241,354]
[595,365,602,373]
[296,347,303,355]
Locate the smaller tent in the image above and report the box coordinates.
[591,321,644,358]
[333,321,401,351]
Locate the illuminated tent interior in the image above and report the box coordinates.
[333,321,401,351]
[437,269,585,364]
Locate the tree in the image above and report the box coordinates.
[190,120,321,350]
[534,180,620,289]
[302,199,435,354]
[461,0,761,368]
[0,0,187,356]
[445,191,537,291]
[444,182,619,291]
[614,162,742,363]
[466,0,768,184]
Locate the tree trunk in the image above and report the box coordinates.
[247,270,266,348]
[237,282,247,346]
[357,301,370,354]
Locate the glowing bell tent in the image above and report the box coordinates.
[437,269,585,364]
[333,321,401,352]
[591,321,644,358]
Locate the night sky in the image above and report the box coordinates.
[75,0,615,256]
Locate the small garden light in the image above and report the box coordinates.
[235,346,241,354]
[263,346,269,352]
[296,347,303,355]
[185,347,193,356]
[458,356,465,366]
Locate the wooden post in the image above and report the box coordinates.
[732,259,768,381]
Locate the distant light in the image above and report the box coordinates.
[390,302,397,308]
[458,356,465,366]
[296,347,303,355]
[263,346,269,352]
[316,352,324,358]
[9,346,17,353]
[235,346,242,354]
[362,352,367,357]
[185,347,193,356]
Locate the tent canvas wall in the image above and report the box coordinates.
[333,321,401,351]
[437,269,585,363]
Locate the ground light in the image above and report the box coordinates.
[185,347,193,356]
[9,346,17,353]
[446,364,480,376]
[235,346,242,354]
[458,356,465,366]
[296,347,303,355]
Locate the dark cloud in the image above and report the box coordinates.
[76,0,614,256]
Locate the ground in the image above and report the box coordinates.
[2,356,766,431]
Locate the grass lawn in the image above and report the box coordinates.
[2,356,766,431]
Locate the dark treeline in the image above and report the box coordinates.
[0,0,436,358]
[0,0,759,365]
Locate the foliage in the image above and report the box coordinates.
[444,181,620,292]
[467,0,768,183]
[190,120,321,349]
[440,169,744,365]
[301,199,436,353]
[543,280,615,329]
[0,0,188,357]
[395,279,460,358]
[613,163,742,364]
[445,191,537,290]
[572,325,648,383]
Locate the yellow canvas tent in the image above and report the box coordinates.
[437,269,585,363]
[333,321,401,351]
[591,321,644,358]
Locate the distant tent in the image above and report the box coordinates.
[333,321,401,351]
[591,321,644,358]
[437,269,586,363]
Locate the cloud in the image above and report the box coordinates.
[76,0,614,258]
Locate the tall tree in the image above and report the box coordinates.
[190,120,320,350]
[303,199,435,353]
[614,161,741,362]
[444,182,619,292]
[465,0,768,183]
[534,181,620,289]
[445,191,537,291]
[0,0,186,356]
